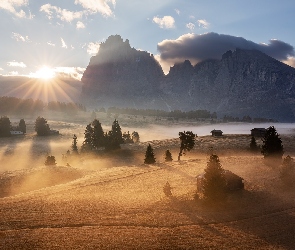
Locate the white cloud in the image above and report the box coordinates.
[283,56,295,68]
[197,19,210,29]
[87,42,100,55]
[40,4,84,22]
[76,21,85,29]
[175,9,180,15]
[7,61,26,68]
[54,67,86,80]
[75,0,116,17]
[8,71,19,76]
[61,38,67,49]
[12,32,30,42]
[153,16,175,29]
[47,41,55,46]
[186,22,195,31]
[0,0,31,18]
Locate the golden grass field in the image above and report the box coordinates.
[1,118,295,249]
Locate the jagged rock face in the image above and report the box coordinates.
[81,35,164,107]
[81,35,295,121]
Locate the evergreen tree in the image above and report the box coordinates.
[178,131,195,160]
[165,150,173,162]
[132,131,140,143]
[144,144,156,164]
[71,134,79,154]
[105,119,123,150]
[92,119,105,149]
[250,136,258,151]
[45,155,56,166]
[261,126,284,159]
[81,124,93,152]
[280,155,295,185]
[123,131,133,143]
[0,116,11,137]
[35,116,50,136]
[18,119,26,133]
[202,154,227,203]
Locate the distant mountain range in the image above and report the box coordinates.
[81,35,295,121]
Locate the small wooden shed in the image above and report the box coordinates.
[211,129,223,136]
[251,128,266,137]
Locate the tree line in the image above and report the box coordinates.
[0,96,86,115]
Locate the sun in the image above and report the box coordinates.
[31,66,56,80]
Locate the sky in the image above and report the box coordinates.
[0,0,295,79]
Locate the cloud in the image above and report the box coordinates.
[197,19,210,29]
[76,21,85,29]
[47,41,55,46]
[157,33,295,67]
[283,57,295,68]
[12,32,30,42]
[0,68,3,71]
[0,0,31,18]
[54,67,86,80]
[74,0,116,17]
[8,71,19,76]
[186,23,195,31]
[153,16,175,29]
[87,42,100,55]
[175,9,180,15]
[61,38,68,48]
[40,4,84,22]
[7,61,26,68]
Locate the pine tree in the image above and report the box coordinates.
[0,116,11,137]
[202,154,227,203]
[250,136,258,151]
[261,126,284,159]
[45,155,56,166]
[178,131,195,160]
[280,155,295,185]
[92,119,105,149]
[35,116,50,136]
[81,124,93,152]
[165,150,173,162]
[105,119,123,150]
[19,119,26,133]
[71,134,78,154]
[144,144,156,164]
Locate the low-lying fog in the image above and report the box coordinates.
[137,123,295,141]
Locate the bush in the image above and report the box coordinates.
[45,155,56,166]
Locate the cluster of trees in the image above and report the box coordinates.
[0,116,26,137]
[223,115,276,123]
[106,107,216,119]
[71,119,140,154]
[0,96,85,115]
[35,117,51,136]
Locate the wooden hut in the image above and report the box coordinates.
[211,129,223,136]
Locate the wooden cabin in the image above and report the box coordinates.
[251,128,266,137]
[211,129,223,136]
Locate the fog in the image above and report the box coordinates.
[136,123,295,141]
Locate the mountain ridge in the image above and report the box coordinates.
[81,35,295,121]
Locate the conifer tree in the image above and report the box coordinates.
[92,119,105,149]
[144,144,156,164]
[178,131,195,160]
[71,134,78,154]
[0,116,11,137]
[35,116,50,136]
[19,119,26,133]
[250,136,258,151]
[45,155,56,166]
[165,149,173,162]
[261,126,284,159]
[202,154,227,203]
[105,119,123,150]
[81,124,93,152]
